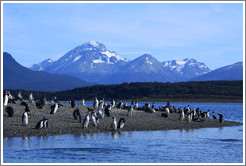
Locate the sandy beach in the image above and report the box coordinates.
[3,102,242,138]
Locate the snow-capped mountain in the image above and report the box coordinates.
[29,41,242,85]
[162,58,211,81]
[30,58,54,71]
[102,54,176,84]
[40,41,127,83]
[191,62,243,81]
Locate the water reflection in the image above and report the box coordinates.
[111,131,117,139]
[21,136,29,148]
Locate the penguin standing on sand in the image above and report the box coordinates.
[105,104,111,117]
[111,117,117,131]
[179,109,185,121]
[70,100,76,108]
[81,98,85,106]
[50,103,58,114]
[73,108,82,123]
[91,111,98,127]
[29,92,35,104]
[35,117,48,129]
[111,100,115,108]
[212,111,217,119]
[5,106,14,117]
[93,97,99,109]
[118,118,126,129]
[3,91,9,106]
[218,113,223,123]
[25,105,31,118]
[17,91,23,101]
[135,101,138,109]
[128,103,134,117]
[22,112,28,126]
[83,113,90,129]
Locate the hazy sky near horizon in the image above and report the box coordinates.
[3,2,244,70]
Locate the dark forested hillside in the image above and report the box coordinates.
[6,81,243,102]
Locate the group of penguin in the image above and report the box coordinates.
[71,98,126,131]
[4,91,49,129]
[4,91,224,133]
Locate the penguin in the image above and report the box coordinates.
[82,113,90,129]
[17,91,23,101]
[206,110,210,118]
[50,103,58,114]
[3,92,9,106]
[111,100,115,108]
[81,98,85,106]
[97,108,104,119]
[118,118,126,129]
[218,113,223,123]
[128,104,134,117]
[104,104,111,117]
[25,105,31,118]
[186,113,192,123]
[179,109,185,121]
[70,99,76,108]
[135,101,138,109]
[111,117,117,131]
[42,117,49,128]
[28,92,34,104]
[91,111,98,127]
[98,99,104,110]
[5,106,14,117]
[164,107,170,116]
[22,112,28,126]
[73,108,82,123]
[212,111,217,119]
[93,97,99,109]
[35,99,43,109]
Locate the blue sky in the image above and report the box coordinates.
[3,2,244,69]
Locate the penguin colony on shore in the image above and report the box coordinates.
[3,90,225,133]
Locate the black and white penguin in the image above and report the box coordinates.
[179,108,185,121]
[104,104,111,117]
[91,111,98,127]
[135,101,138,109]
[25,105,31,118]
[17,91,23,101]
[81,98,85,106]
[3,91,9,106]
[128,104,134,116]
[73,108,82,123]
[5,106,14,117]
[28,92,34,104]
[118,118,126,129]
[111,100,115,108]
[97,108,104,119]
[43,117,49,128]
[50,103,58,114]
[111,117,117,131]
[35,99,43,109]
[70,99,76,108]
[35,117,48,129]
[212,111,217,119]
[93,97,99,109]
[82,113,90,129]
[22,112,28,126]
[218,113,223,123]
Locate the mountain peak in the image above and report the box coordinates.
[80,41,107,52]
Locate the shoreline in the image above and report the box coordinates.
[3,103,242,138]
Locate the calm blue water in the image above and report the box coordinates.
[3,102,244,163]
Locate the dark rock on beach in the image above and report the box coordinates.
[3,103,242,138]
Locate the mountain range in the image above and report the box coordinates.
[4,41,242,91]
[30,41,240,84]
[3,52,92,91]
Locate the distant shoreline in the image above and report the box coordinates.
[3,103,242,138]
